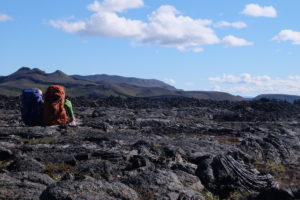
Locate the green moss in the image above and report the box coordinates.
[228,190,251,200]
[198,190,221,200]
[0,160,13,169]
[24,137,57,145]
[197,189,249,200]
[254,161,286,174]
[134,187,155,200]
[216,137,242,145]
[67,129,76,134]
[74,171,91,180]
[43,163,75,180]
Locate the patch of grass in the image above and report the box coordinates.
[254,161,286,174]
[216,136,242,145]
[197,189,249,200]
[269,163,286,173]
[43,163,75,180]
[0,160,13,169]
[67,129,76,134]
[134,187,155,200]
[228,190,251,200]
[198,190,221,200]
[24,137,58,145]
[74,171,91,180]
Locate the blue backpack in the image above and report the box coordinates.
[21,89,43,126]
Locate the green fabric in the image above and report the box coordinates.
[64,99,74,118]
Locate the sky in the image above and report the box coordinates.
[1,0,300,96]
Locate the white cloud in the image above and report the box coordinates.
[273,29,300,45]
[209,74,300,96]
[0,14,13,22]
[50,0,220,50]
[241,4,277,18]
[50,20,86,33]
[192,48,204,53]
[215,21,247,29]
[164,78,176,85]
[209,74,242,83]
[223,35,253,47]
[87,0,144,12]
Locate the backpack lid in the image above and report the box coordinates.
[45,85,65,103]
[22,89,43,103]
[23,89,39,94]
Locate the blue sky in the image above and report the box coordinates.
[1,0,300,96]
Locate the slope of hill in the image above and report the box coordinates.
[184,91,243,101]
[254,94,300,103]
[0,67,243,101]
[73,74,176,90]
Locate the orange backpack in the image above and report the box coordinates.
[43,85,68,126]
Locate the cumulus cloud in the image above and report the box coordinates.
[273,30,300,45]
[241,4,277,18]
[50,0,221,50]
[164,78,176,85]
[214,21,247,29]
[209,74,242,83]
[209,74,300,96]
[0,13,13,22]
[87,0,144,12]
[223,35,253,47]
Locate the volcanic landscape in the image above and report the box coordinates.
[0,96,300,200]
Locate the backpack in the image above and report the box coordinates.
[21,89,43,126]
[43,85,68,126]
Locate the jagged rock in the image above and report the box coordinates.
[0,96,300,199]
[196,155,278,197]
[7,156,44,172]
[61,172,74,180]
[123,169,205,199]
[0,147,13,161]
[125,155,151,170]
[246,188,298,200]
[40,176,139,200]
[0,172,54,200]
[74,153,89,161]
[76,160,115,181]
[171,162,198,175]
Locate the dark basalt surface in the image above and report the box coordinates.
[0,96,300,200]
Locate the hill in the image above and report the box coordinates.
[184,91,243,101]
[254,94,300,103]
[73,74,176,90]
[0,67,243,101]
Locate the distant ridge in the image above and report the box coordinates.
[184,91,242,101]
[0,67,244,101]
[254,94,300,103]
[73,74,176,90]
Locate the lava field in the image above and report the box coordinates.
[0,96,300,200]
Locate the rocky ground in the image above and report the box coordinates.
[0,96,300,200]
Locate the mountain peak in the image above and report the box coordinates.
[52,70,66,76]
[14,67,45,75]
[15,67,31,73]
[31,68,45,74]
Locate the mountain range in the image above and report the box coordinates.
[0,67,244,101]
[72,74,176,91]
[254,94,300,103]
